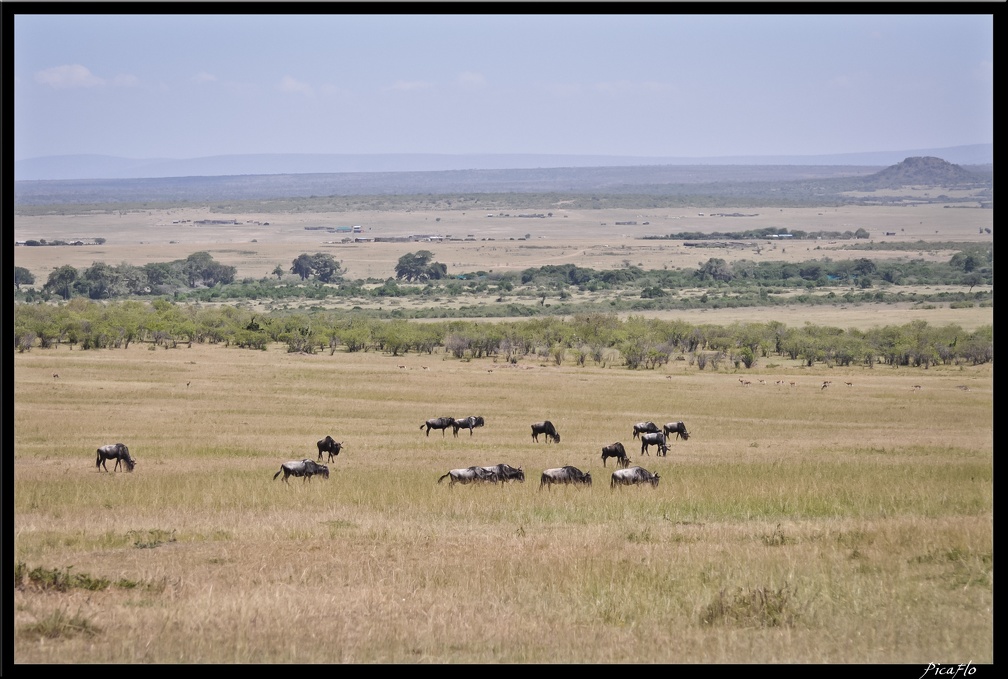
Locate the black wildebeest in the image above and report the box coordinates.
[640,431,668,456]
[611,466,660,489]
[437,466,496,487]
[601,442,630,468]
[531,420,560,443]
[539,465,592,490]
[452,416,485,437]
[662,421,690,441]
[96,442,135,472]
[632,421,660,439]
[421,417,456,437]
[316,435,344,462]
[273,459,329,483]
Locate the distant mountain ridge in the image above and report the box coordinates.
[12,155,992,208]
[13,144,993,181]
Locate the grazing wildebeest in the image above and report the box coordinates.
[611,466,660,489]
[316,435,344,462]
[479,463,525,484]
[531,420,560,443]
[601,442,630,468]
[452,416,485,437]
[421,417,456,437]
[632,421,660,439]
[539,465,592,490]
[662,421,690,441]
[96,443,135,472]
[640,431,668,456]
[437,466,496,487]
[273,459,329,483]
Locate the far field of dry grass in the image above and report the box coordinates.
[14,202,993,282]
[13,202,994,330]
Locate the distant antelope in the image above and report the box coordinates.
[186,381,191,388]
[912,385,922,391]
[821,381,829,390]
[758,379,766,385]
[789,381,797,387]
[53,373,59,380]
[845,382,853,387]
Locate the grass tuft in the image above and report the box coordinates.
[128,528,177,549]
[760,523,792,547]
[20,606,100,640]
[700,583,803,628]
[14,562,111,592]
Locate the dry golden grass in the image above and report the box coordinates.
[13,339,993,663]
[12,197,994,662]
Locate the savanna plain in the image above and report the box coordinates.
[12,202,993,664]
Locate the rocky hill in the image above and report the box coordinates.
[865,156,985,188]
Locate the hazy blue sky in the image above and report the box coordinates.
[12,12,994,161]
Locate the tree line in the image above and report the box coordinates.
[13,244,991,309]
[15,252,238,300]
[13,300,993,370]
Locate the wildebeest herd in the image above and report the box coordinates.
[93,416,688,490]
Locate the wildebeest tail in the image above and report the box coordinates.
[273,468,283,481]
[437,472,450,484]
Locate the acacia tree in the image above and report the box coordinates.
[44,265,79,300]
[395,251,447,282]
[395,251,432,281]
[310,253,343,283]
[291,254,314,280]
[696,258,733,283]
[14,267,35,290]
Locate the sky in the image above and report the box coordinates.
[11,11,995,162]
